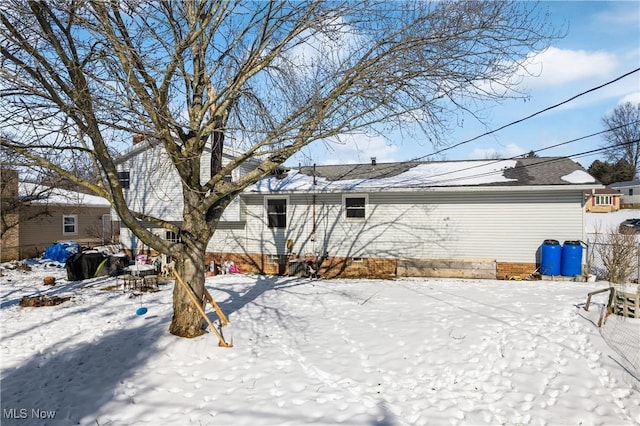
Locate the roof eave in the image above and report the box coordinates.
[246,183,604,195]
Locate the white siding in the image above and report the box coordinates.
[212,190,587,264]
[118,145,254,224]
[120,144,183,221]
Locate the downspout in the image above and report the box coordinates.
[311,163,317,243]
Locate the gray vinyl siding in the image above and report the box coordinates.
[211,190,587,264]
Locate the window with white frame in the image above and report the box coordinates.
[344,195,366,219]
[595,195,613,205]
[118,171,130,189]
[165,230,181,243]
[62,215,77,235]
[266,198,287,228]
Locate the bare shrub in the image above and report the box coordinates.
[594,231,639,283]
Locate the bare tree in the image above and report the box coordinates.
[602,102,640,179]
[0,1,559,337]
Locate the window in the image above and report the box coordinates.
[266,198,287,228]
[165,231,181,243]
[595,195,612,206]
[118,171,130,189]
[629,189,634,196]
[267,254,284,264]
[62,215,77,235]
[344,196,366,219]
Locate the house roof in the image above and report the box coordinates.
[247,157,601,193]
[609,180,640,189]
[591,188,621,195]
[19,182,110,207]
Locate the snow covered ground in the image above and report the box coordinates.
[1,257,639,425]
[586,210,640,234]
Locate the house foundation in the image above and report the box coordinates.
[208,253,546,280]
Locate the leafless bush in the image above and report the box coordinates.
[592,230,639,283]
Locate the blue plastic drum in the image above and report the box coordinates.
[561,241,583,277]
[540,239,561,276]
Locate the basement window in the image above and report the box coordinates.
[267,254,284,264]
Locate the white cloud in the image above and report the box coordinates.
[318,134,400,165]
[280,15,360,78]
[593,5,640,29]
[469,143,526,160]
[518,47,618,89]
[618,92,640,105]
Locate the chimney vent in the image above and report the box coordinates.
[371,157,377,166]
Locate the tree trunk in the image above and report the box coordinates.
[169,246,208,338]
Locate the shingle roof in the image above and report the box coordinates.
[297,157,597,187]
[247,156,602,193]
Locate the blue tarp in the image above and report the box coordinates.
[43,242,80,263]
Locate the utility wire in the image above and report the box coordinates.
[400,121,640,184]
[410,67,640,161]
[305,139,636,189]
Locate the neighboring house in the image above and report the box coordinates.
[584,188,621,213]
[609,180,640,208]
[1,170,112,261]
[119,152,602,279]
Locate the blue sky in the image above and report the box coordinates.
[287,1,640,169]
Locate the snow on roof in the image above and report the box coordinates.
[561,170,597,184]
[249,161,518,193]
[18,182,111,207]
[248,158,600,193]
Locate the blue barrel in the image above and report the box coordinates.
[561,241,583,276]
[540,239,561,275]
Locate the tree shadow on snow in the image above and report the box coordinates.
[0,312,171,425]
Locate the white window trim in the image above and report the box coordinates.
[165,230,181,243]
[342,194,368,220]
[62,214,78,235]
[595,195,613,206]
[265,196,289,229]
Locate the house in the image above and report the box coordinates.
[114,139,260,254]
[118,152,602,279]
[609,180,640,208]
[1,169,112,261]
[584,188,621,213]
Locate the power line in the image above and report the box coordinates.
[410,67,640,162]
[402,121,640,184]
[306,139,637,189]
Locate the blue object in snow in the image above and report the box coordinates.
[43,242,80,263]
[561,241,584,277]
[540,239,561,276]
[136,307,148,316]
